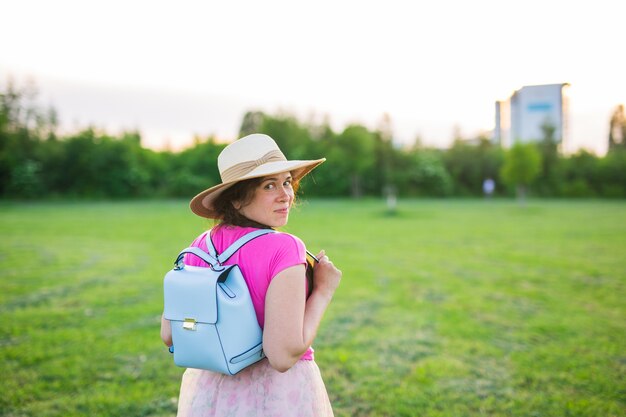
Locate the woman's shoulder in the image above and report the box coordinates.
[256,230,305,253]
[188,230,210,249]
[255,232,306,272]
[269,229,303,243]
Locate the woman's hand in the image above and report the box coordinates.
[263,251,341,372]
[312,250,342,299]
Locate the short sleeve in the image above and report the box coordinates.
[266,233,307,282]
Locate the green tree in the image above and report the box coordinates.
[50,129,149,197]
[500,142,542,203]
[258,113,313,160]
[559,150,598,197]
[443,137,504,196]
[166,136,225,197]
[535,121,560,196]
[239,111,265,137]
[0,79,55,197]
[608,104,626,151]
[405,150,453,196]
[597,149,626,197]
[334,125,376,197]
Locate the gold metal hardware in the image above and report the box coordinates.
[183,318,197,331]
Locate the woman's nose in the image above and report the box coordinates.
[277,185,292,200]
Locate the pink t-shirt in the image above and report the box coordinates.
[183,225,314,361]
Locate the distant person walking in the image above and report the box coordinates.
[483,177,495,198]
[161,133,341,417]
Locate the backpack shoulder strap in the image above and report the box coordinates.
[174,231,220,268]
[174,246,219,269]
[205,230,218,259]
[212,229,276,264]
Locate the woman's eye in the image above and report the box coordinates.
[264,183,275,190]
[284,180,292,187]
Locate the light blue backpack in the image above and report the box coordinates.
[163,229,275,375]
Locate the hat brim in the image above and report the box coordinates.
[189,158,325,219]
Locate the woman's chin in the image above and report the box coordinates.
[272,215,289,227]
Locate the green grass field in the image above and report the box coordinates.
[1,199,624,417]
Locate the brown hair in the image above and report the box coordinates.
[212,174,300,229]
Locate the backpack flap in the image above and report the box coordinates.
[163,265,233,325]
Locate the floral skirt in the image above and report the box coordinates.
[176,359,334,417]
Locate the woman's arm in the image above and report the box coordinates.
[263,250,341,372]
[160,314,172,347]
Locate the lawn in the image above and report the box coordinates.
[0,199,624,416]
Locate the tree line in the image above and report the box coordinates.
[1,81,625,200]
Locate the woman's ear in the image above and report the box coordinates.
[232,200,242,210]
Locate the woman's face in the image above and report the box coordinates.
[235,171,294,227]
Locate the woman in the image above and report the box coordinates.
[161,133,342,417]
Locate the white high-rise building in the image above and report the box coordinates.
[494,83,570,151]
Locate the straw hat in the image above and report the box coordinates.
[190,133,325,218]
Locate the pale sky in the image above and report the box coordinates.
[1,0,624,155]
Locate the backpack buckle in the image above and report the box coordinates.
[183,318,197,331]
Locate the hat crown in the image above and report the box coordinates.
[218,134,283,175]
